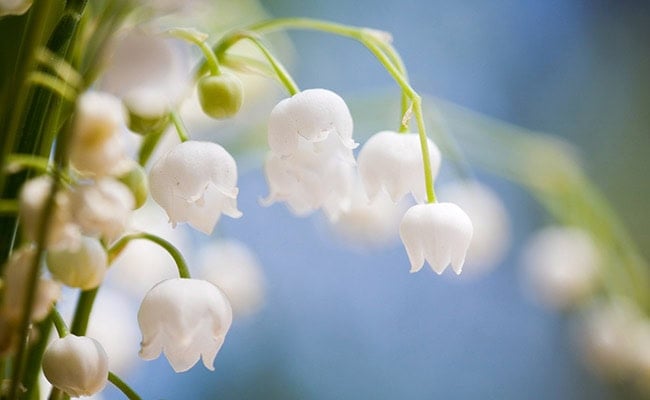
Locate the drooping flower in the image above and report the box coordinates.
[19,176,81,250]
[149,140,242,234]
[46,236,108,290]
[438,181,510,276]
[101,29,190,119]
[399,202,473,274]
[137,278,233,372]
[1,246,61,324]
[330,178,408,248]
[262,135,356,219]
[267,88,357,157]
[0,0,32,16]
[521,226,600,310]
[42,335,109,397]
[71,178,135,243]
[70,91,128,177]
[358,131,441,203]
[197,240,265,317]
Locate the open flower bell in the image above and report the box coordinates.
[358,131,441,203]
[137,278,233,372]
[267,88,357,157]
[149,141,242,234]
[399,202,473,274]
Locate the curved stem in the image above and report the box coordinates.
[51,308,69,337]
[217,31,299,96]
[108,232,191,279]
[108,372,142,400]
[169,111,189,142]
[168,28,221,76]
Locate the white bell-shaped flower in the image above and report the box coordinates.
[1,246,60,324]
[70,91,128,177]
[149,141,242,234]
[19,176,81,250]
[521,226,600,310]
[71,178,135,243]
[330,180,408,248]
[101,29,190,119]
[358,131,441,203]
[438,181,510,276]
[0,0,31,16]
[197,240,265,317]
[46,236,108,290]
[267,88,357,157]
[42,335,109,397]
[399,202,473,274]
[137,278,233,372]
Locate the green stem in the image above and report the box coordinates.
[168,28,221,76]
[169,111,190,143]
[108,232,191,279]
[28,72,77,102]
[215,18,436,202]
[217,31,299,95]
[70,288,98,336]
[50,308,69,337]
[0,199,19,215]
[108,372,142,400]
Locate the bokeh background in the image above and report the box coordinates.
[101,0,650,398]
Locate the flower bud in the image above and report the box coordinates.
[43,335,109,397]
[197,73,244,119]
[46,236,108,290]
[116,161,149,209]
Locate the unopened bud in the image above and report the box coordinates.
[197,73,243,119]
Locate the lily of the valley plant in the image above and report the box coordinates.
[0,0,647,399]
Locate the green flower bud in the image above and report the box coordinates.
[46,237,108,290]
[127,109,170,135]
[116,161,148,209]
[198,73,243,119]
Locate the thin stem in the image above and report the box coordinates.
[70,288,98,336]
[108,232,191,279]
[108,372,142,400]
[168,28,221,76]
[169,111,190,142]
[218,31,299,95]
[28,72,77,102]
[51,308,69,337]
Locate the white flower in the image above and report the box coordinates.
[46,236,108,290]
[71,178,135,243]
[197,240,265,317]
[42,335,109,397]
[267,88,357,157]
[577,299,641,381]
[399,202,473,274]
[149,141,242,234]
[521,226,600,310]
[330,181,407,248]
[438,181,510,276]
[137,278,233,372]
[0,0,31,16]
[358,131,441,203]
[1,246,61,324]
[262,140,356,219]
[101,29,190,119]
[19,176,81,250]
[70,91,128,177]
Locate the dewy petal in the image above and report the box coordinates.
[399,202,473,275]
[149,141,241,234]
[137,278,232,372]
[268,89,356,157]
[358,131,441,203]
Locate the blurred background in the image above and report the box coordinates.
[100,0,650,398]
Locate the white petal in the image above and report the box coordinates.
[268,89,356,157]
